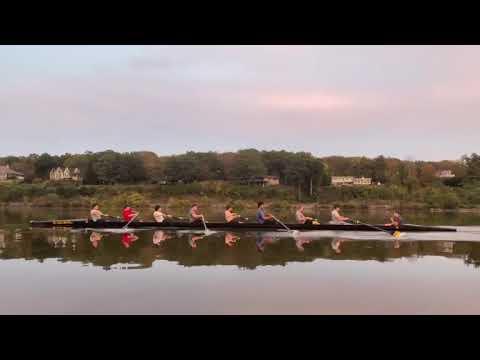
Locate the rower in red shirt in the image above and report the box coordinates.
[122,204,138,222]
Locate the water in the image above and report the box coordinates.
[1,206,480,314]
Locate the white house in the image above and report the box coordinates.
[0,165,25,182]
[49,167,82,182]
[332,176,372,186]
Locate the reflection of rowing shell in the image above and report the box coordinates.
[30,220,457,233]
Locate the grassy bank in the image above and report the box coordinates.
[0,181,480,212]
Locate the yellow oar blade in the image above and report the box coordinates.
[393,231,402,238]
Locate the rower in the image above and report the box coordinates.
[189,203,204,225]
[90,203,108,222]
[330,205,351,224]
[295,205,314,225]
[122,204,138,222]
[153,205,172,223]
[256,202,275,224]
[225,204,241,224]
[385,211,402,228]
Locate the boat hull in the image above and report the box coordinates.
[29,220,457,232]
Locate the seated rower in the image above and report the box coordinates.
[329,205,351,224]
[90,203,108,222]
[122,204,139,222]
[189,203,205,225]
[385,211,402,228]
[153,205,172,223]
[295,205,314,225]
[225,205,241,224]
[256,202,275,224]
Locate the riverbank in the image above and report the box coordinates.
[0,182,479,212]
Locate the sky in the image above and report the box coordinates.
[1,45,479,161]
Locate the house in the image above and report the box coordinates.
[353,177,372,185]
[0,165,25,182]
[435,170,455,178]
[237,176,280,187]
[49,167,82,182]
[331,176,372,186]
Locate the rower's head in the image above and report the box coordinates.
[258,201,264,209]
[333,204,340,211]
[298,204,304,211]
[91,203,99,210]
[191,203,198,210]
[154,205,161,211]
[226,204,233,211]
[124,204,130,210]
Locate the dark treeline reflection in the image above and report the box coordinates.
[2,228,480,271]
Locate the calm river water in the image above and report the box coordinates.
[1,206,480,314]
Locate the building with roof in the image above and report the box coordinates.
[331,176,372,186]
[49,167,82,182]
[0,165,25,182]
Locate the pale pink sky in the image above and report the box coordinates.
[1,45,479,160]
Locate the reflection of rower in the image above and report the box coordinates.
[331,238,344,254]
[121,233,138,248]
[225,232,239,247]
[188,234,204,248]
[90,232,103,248]
[255,232,275,252]
[295,235,311,252]
[153,230,169,245]
[329,205,351,224]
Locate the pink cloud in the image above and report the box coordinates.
[257,92,356,111]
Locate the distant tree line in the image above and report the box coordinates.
[1,149,479,195]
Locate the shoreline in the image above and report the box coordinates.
[2,201,480,213]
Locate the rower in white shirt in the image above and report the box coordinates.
[153,205,172,223]
[329,205,351,224]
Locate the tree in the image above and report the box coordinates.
[419,163,436,185]
[230,149,267,179]
[34,153,62,179]
[464,153,480,181]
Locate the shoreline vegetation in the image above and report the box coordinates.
[0,149,479,212]
[0,182,479,213]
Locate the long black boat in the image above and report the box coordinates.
[29,219,457,232]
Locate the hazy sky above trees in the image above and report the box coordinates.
[1,45,479,160]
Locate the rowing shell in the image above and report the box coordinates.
[29,220,457,232]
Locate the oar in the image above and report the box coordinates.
[271,215,299,235]
[123,213,139,229]
[353,219,402,238]
[200,215,214,235]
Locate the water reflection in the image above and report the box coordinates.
[90,232,103,249]
[153,231,170,246]
[1,226,480,270]
[225,232,239,247]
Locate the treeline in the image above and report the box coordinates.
[1,149,480,193]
